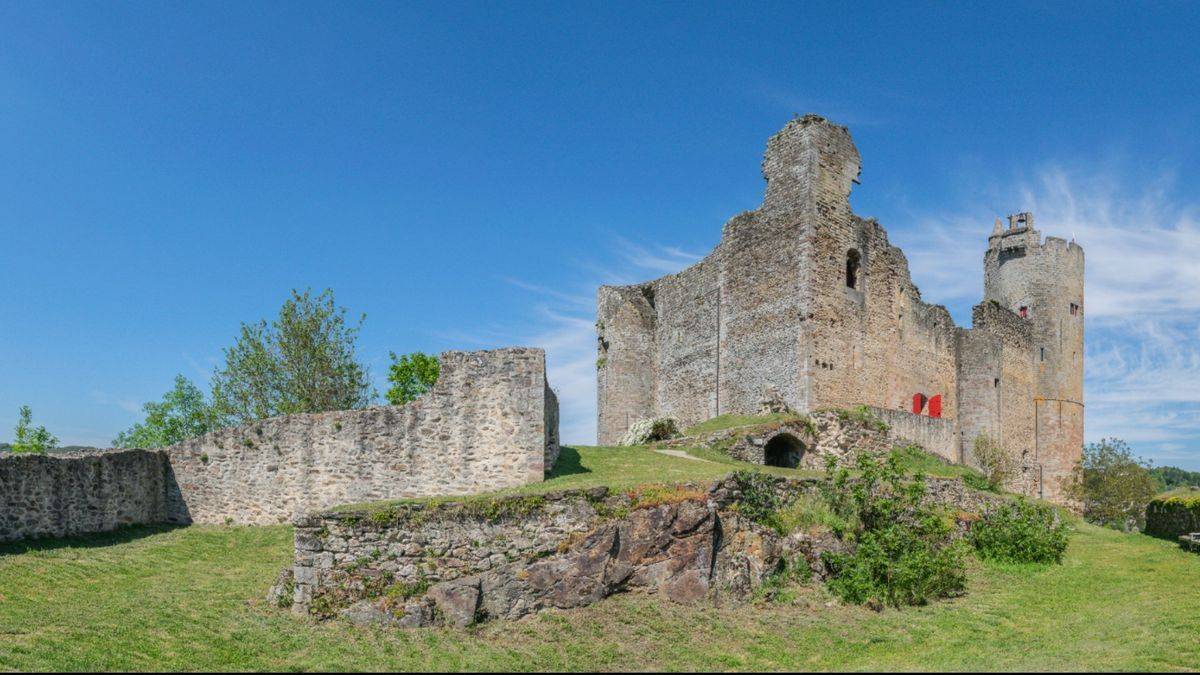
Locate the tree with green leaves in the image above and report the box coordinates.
[1067,437,1158,532]
[211,289,374,424]
[113,375,222,448]
[386,352,440,405]
[972,433,1019,490]
[11,406,58,454]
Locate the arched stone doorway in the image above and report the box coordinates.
[763,432,805,468]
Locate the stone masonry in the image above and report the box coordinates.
[597,115,1084,503]
[283,471,1002,627]
[0,348,560,541]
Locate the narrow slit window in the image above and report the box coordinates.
[845,249,861,289]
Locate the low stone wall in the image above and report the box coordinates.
[0,449,169,542]
[163,348,558,525]
[280,471,1002,627]
[1145,495,1200,541]
[867,406,959,462]
[0,348,560,541]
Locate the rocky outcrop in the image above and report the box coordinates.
[281,471,1002,628]
[619,417,681,446]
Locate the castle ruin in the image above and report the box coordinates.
[596,115,1084,502]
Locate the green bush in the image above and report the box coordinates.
[10,406,57,455]
[970,499,1069,564]
[730,470,782,525]
[820,451,966,607]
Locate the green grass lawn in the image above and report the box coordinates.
[2,445,1197,671]
[334,443,823,512]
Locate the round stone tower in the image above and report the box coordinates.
[983,212,1085,502]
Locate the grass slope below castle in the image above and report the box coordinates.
[1,443,1197,671]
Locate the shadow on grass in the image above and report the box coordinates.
[0,523,184,556]
[547,446,591,479]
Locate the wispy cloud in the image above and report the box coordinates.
[91,391,142,415]
[487,240,701,444]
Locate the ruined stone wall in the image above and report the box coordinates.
[0,348,559,541]
[0,449,169,542]
[165,348,559,525]
[597,117,963,444]
[544,381,561,469]
[595,115,1083,504]
[805,215,961,420]
[956,302,1037,492]
[596,286,659,445]
[867,406,958,461]
[651,256,722,430]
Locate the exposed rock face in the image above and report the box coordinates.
[619,417,680,446]
[284,472,1003,628]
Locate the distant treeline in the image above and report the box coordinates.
[0,443,103,455]
[1150,465,1200,492]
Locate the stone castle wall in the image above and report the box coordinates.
[596,115,1083,504]
[0,449,169,542]
[0,348,559,540]
[867,406,958,462]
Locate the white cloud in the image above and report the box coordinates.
[495,240,701,444]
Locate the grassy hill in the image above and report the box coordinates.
[1,444,1197,671]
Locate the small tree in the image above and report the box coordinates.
[972,433,1018,490]
[113,375,222,448]
[211,289,374,424]
[821,451,967,608]
[1067,438,1157,532]
[11,406,58,454]
[385,352,440,405]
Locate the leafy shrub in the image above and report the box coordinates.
[730,470,781,525]
[113,375,220,448]
[11,406,57,455]
[970,499,1069,564]
[971,433,1018,490]
[820,451,966,607]
[754,557,813,603]
[211,288,373,424]
[1067,438,1157,532]
[386,351,440,405]
[767,493,850,536]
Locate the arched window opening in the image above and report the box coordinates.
[764,433,805,468]
[845,249,861,289]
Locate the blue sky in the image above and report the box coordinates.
[1,2,1197,467]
